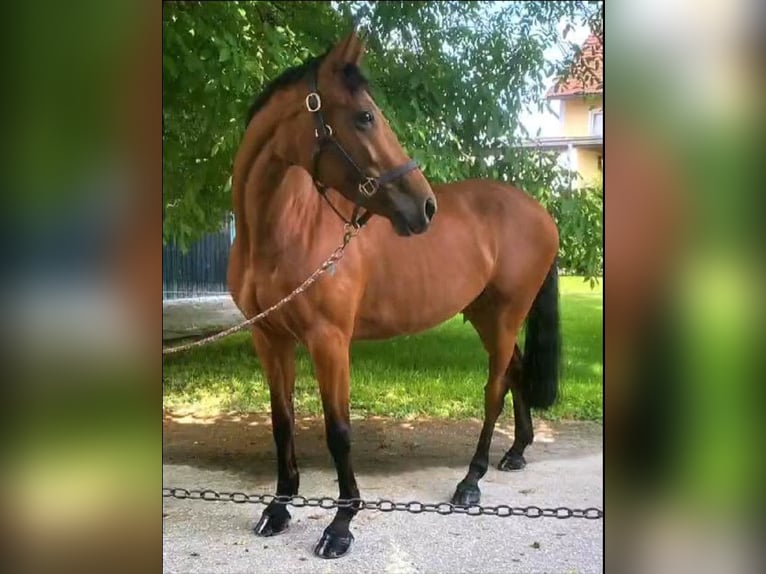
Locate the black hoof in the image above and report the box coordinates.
[314,526,354,559]
[254,508,291,537]
[451,480,481,506]
[498,451,526,471]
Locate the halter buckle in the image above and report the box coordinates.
[305,92,322,112]
[359,177,378,198]
[314,124,333,138]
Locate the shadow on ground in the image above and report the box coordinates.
[164,410,602,481]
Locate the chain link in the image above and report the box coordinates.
[162,224,359,355]
[163,488,603,520]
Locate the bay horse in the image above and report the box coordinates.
[227,32,561,558]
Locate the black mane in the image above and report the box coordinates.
[244,50,370,127]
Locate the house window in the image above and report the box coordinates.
[589,109,603,136]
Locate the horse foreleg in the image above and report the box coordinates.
[307,328,359,559]
[251,329,298,537]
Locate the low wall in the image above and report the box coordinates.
[162,295,244,341]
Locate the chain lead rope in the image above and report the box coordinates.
[163,225,359,356]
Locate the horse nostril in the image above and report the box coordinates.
[424,197,437,223]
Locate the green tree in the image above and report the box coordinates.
[163,1,603,278]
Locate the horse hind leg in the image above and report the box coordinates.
[498,346,532,470]
[499,260,562,470]
[451,298,521,505]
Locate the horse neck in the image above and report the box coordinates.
[234,97,359,257]
[250,147,316,249]
[237,131,357,259]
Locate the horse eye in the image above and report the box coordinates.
[354,111,374,128]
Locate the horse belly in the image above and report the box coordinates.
[352,251,491,340]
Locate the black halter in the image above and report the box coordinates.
[304,71,419,229]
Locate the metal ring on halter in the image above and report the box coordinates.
[359,177,378,198]
[305,92,321,112]
[314,124,333,138]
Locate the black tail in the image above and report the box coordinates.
[521,259,562,409]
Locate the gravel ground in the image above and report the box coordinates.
[163,414,603,573]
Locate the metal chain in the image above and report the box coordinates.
[162,225,359,355]
[162,488,603,520]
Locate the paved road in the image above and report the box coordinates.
[163,416,602,573]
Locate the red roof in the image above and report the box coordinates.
[546,33,603,98]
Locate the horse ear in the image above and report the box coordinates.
[326,30,366,69]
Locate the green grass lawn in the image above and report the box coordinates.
[163,276,602,421]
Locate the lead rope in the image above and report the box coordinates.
[162,224,359,356]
